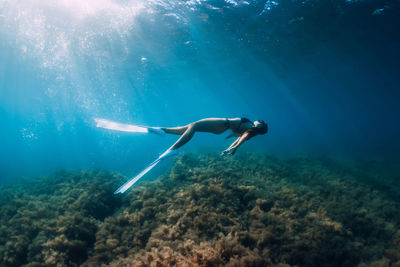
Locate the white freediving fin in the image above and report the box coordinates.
[157,149,179,160]
[114,149,179,194]
[95,118,148,133]
[114,159,160,194]
[95,118,166,135]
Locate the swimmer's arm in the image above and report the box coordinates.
[222,131,250,155]
[230,131,250,150]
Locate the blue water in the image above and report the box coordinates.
[1,0,399,182]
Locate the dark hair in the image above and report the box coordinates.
[247,120,268,138]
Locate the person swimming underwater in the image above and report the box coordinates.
[148,117,268,156]
[95,117,268,194]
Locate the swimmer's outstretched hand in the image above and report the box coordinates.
[221,148,236,156]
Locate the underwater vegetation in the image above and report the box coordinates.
[0,154,399,267]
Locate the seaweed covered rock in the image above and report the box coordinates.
[107,235,272,267]
[86,154,400,266]
[0,170,123,267]
[41,213,97,266]
[0,154,399,266]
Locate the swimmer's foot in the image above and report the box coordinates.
[158,149,179,161]
[148,127,165,136]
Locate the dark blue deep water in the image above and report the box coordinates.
[1,0,399,181]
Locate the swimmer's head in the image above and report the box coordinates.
[247,120,268,138]
[253,120,268,135]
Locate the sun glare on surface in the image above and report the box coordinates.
[0,0,145,70]
[54,0,143,19]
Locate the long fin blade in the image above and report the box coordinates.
[114,149,179,194]
[114,159,160,194]
[95,118,148,133]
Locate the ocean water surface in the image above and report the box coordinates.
[0,0,399,266]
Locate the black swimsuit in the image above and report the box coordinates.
[240,117,253,126]
[224,118,231,129]
[225,118,253,132]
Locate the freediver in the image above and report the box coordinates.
[148,117,268,157]
[95,117,268,194]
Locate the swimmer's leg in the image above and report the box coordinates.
[148,125,188,136]
[155,118,227,136]
[159,126,188,135]
[169,124,196,150]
